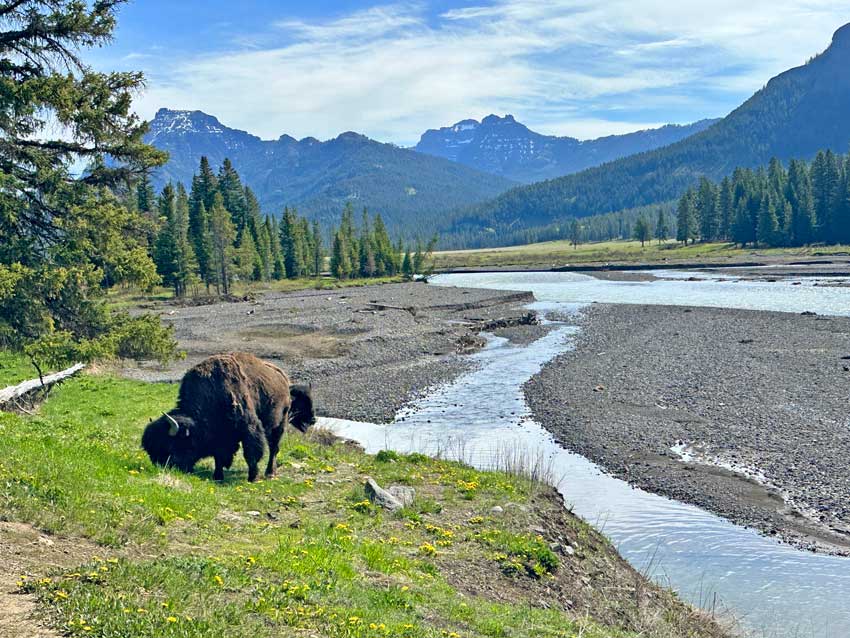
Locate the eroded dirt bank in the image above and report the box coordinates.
[525,303,850,554]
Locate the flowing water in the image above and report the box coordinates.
[326,271,850,638]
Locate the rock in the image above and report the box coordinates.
[364,477,404,511]
[490,505,504,515]
[564,545,576,556]
[387,485,416,506]
[505,502,529,513]
[246,510,261,517]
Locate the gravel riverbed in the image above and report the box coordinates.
[123,282,537,423]
[525,303,850,554]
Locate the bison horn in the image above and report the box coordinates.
[164,412,179,437]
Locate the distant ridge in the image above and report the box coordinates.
[415,114,719,183]
[446,23,850,245]
[144,109,515,234]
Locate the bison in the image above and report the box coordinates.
[142,353,315,481]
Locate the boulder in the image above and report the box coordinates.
[365,477,404,511]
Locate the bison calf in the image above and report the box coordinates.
[142,353,315,481]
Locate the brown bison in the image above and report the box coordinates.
[142,353,315,481]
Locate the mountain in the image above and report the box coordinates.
[145,109,515,233]
[415,114,719,183]
[446,23,850,246]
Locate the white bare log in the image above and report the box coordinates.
[0,363,85,407]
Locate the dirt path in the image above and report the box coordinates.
[0,522,101,638]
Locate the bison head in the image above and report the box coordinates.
[289,385,316,432]
[141,412,202,473]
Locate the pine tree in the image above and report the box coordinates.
[311,220,324,276]
[153,184,177,290]
[372,214,395,275]
[137,172,156,214]
[788,159,816,245]
[235,227,259,285]
[359,210,376,277]
[402,250,413,279]
[697,178,719,241]
[655,209,669,243]
[339,203,359,276]
[718,177,734,240]
[676,190,698,245]
[218,159,247,233]
[197,157,219,211]
[208,193,236,295]
[330,230,351,279]
[633,216,651,247]
[268,217,285,280]
[569,219,581,249]
[255,220,272,281]
[756,195,779,246]
[280,208,305,279]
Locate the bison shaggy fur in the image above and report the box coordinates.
[142,353,315,481]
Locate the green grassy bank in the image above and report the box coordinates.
[0,367,726,638]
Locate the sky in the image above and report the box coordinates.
[89,0,850,146]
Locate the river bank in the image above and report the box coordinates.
[122,282,543,422]
[525,303,850,554]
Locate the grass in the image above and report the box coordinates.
[434,239,850,270]
[108,276,405,312]
[0,351,44,387]
[0,369,673,638]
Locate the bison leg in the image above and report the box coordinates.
[213,458,225,481]
[265,426,284,478]
[242,428,267,482]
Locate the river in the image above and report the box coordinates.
[326,270,850,638]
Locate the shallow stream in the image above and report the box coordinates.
[326,271,850,638]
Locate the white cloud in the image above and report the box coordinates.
[132,0,850,144]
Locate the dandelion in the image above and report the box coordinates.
[137,608,147,614]
[213,575,224,587]
[128,470,139,475]
[348,616,361,625]
[418,543,437,556]
[166,616,178,623]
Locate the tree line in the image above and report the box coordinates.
[142,157,434,298]
[674,150,850,247]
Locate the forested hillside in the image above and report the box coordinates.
[444,23,850,247]
[416,114,718,183]
[146,110,515,236]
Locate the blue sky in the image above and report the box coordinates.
[90,1,850,145]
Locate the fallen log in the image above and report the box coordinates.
[0,363,85,411]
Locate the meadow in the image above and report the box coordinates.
[433,239,850,270]
[0,359,655,638]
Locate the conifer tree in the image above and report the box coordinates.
[757,195,780,246]
[718,177,734,240]
[330,230,351,279]
[697,178,719,241]
[280,208,305,279]
[208,193,236,295]
[235,227,259,285]
[137,172,156,214]
[633,216,651,247]
[402,250,413,279]
[153,184,177,290]
[197,157,219,211]
[268,217,285,280]
[655,209,669,243]
[676,190,698,244]
[218,159,247,232]
[255,220,272,281]
[569,219,581,249]
[359,210,376,277]
[311,220,324,276]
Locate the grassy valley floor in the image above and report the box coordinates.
[0,370,729,638]
[434,239,850,271]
